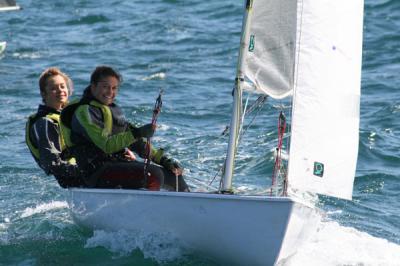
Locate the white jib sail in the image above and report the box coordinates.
[0,0,20,11]
[242,0,298,99]
[288,0,364,200]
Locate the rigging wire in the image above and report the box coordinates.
[209,93,268,188]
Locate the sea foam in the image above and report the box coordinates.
[20,201,68,218]
[141,72,166,81]
[287,220,400,266]
[85,229,186,263]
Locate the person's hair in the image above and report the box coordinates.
[90,66,122,86]
[38,67,73,103]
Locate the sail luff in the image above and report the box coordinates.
[221,0,253,192]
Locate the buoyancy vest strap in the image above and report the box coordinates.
[46,113,66,150]
[60,99,81,148]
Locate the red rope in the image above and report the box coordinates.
[271,112,286,195]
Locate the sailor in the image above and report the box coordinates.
[60,65,189,191]
[25,67,84,188]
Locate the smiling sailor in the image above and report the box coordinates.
[25,67,84,188]
[60,65,189,191]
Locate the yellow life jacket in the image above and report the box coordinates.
[60,99,113,148]
[25,112,75,164]
[60,99,165,164]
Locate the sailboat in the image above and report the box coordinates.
[0,0,21,55]
[68,0,364,265]
[0,0,20,12]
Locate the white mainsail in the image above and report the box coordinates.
[288,0,363,200]
[0,0,20,11]
[227,0,363,200]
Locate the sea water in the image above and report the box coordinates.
[0,0,399,265]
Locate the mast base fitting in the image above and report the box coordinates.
[220,190,234,195]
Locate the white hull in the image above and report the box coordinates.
[0,6,20,12]
[68,188,319,265]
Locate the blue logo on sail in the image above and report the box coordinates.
[249,35,255,52]
[313,162,324,177]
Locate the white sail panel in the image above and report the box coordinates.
[242,0,297,99]
[0,0,20,11]
[287,0,364,200]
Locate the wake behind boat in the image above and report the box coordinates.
[68,0,364,264]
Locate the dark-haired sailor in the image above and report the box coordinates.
[60,65,189,191]
[25,67,84,188]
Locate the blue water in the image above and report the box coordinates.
[1,0,399,265]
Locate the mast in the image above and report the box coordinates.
[221,0,253,193]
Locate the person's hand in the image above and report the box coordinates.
[162,158,183,176]
[130,123,155,138]
[124,148,136,161]
[171,167,183,176]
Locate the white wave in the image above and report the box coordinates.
[85,229,186,263]
[12,52,42,59]
[141,72,166,81]
[326,210,343,215]
[157,123,170,131]
[287,220,400,266]
[392,104,400,113]
[20,201,68,218]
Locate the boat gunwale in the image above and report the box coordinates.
[68,187,299,203]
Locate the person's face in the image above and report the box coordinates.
[91,76,119,105]
[42,75,69,110]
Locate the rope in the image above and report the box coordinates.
[144,89,163,185]
[271,111,286,196]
